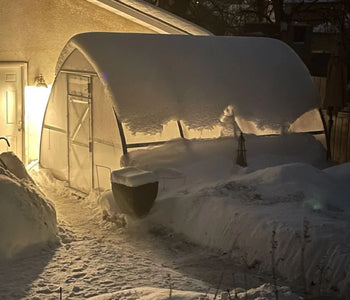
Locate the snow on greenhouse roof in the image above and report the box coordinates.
[63,33,319,133]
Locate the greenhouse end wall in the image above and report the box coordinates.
[40,50,123,192]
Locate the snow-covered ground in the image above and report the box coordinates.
[0,159,296,300]
[1,132,350,299]
[123,133,350,299]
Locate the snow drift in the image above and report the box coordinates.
[151,163,350,293]
[0,155,57,260]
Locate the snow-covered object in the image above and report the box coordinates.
[0,168,57,260]
[63,33,318,133]
[41,33,320,194]
[111,167,157,187]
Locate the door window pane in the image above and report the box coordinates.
[6,90,16,124]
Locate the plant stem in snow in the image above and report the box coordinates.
[241,253,248,300]
[227,289,233,300]
[301,218,311,300]
[166,273,172,299]
[271,229,279,300]
[232,273,239,299]
[213,271,224,300]
[243,271,247,300]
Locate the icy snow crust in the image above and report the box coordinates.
[67,33,318,133]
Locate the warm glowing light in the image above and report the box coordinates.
[34,74,48,88]
[289,109,323,133]
[24,85,52,165]
[235,117,281,135]
[183,125,222,139]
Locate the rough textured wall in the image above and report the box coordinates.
[0,0,155,84]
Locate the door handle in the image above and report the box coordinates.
[17,120,23,132]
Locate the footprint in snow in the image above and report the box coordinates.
[72,272,86,279]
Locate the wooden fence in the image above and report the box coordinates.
[322,109,350,163]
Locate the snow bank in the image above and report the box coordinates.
[324,162,350,185]
[149,163,350,297]
[235,162,347,210]
[323,162,350,210]
[70,33,318,133]
[0,167,58,260]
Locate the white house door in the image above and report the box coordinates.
[67,74,92,193]
[0,64,23,159]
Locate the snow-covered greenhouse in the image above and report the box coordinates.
[40,32,322,193]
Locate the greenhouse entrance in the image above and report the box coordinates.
[67,73,93,193]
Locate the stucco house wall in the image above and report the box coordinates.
[0,0,156,84]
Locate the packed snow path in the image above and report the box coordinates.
[0,174,267,300]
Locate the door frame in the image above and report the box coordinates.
[66,72,94,193]
[0,61,28,162]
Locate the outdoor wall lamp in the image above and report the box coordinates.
[34,74,48,88]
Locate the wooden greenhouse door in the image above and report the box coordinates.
[67,74,92,193]
[0,64,24,159]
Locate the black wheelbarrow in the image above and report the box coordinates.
[110,167,158,218]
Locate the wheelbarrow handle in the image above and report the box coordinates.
[0,137,10,147]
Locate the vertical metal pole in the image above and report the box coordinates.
[326,106,334,160]
[177,120,184,139]
[114,110,128,155]
[66,74,71,187]
[88,76,94,190]
[318,108,328,159]
[96,165,101,197]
